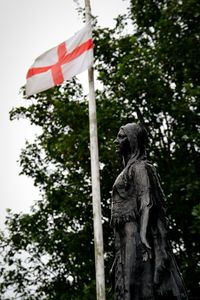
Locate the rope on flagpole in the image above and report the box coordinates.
[84,1,106,299]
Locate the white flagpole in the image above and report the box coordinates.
[84,1,105,299]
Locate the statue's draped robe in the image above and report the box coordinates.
[111,160,188,300]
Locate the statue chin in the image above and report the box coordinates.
[115,146,122,154]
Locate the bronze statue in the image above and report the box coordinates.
[111,123,188,300]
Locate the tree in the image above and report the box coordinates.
[95,0,200,297]
[0,81,122,299]
[0,1,199,299]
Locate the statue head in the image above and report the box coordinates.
[114,123,147,161]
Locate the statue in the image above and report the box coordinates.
[111,123,188,300]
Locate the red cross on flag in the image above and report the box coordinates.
[26,24,93,96]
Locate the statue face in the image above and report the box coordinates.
[114,128,130,155]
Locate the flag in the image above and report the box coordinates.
[26,24,93,96]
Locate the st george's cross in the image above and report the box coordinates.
[26,24,93,96]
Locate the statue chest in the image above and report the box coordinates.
[111,170,139,225]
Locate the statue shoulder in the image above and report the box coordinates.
[126,160,157,187]
[127,160,149,184]
[129,160,161,188]
[130,160,149,175]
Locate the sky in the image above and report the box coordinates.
[0,0,128,229]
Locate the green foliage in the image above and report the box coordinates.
[0,0,200,299]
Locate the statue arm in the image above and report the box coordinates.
[134,163,152,249]
[140,193,152,249]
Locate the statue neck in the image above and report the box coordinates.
[123,152,131,167]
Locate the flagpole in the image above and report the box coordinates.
[84,1,105,299]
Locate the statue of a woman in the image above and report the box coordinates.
[111,123,188,300]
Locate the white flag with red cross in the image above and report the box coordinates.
[26,24,93,96]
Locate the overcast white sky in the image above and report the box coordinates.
[0,0,128,229]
